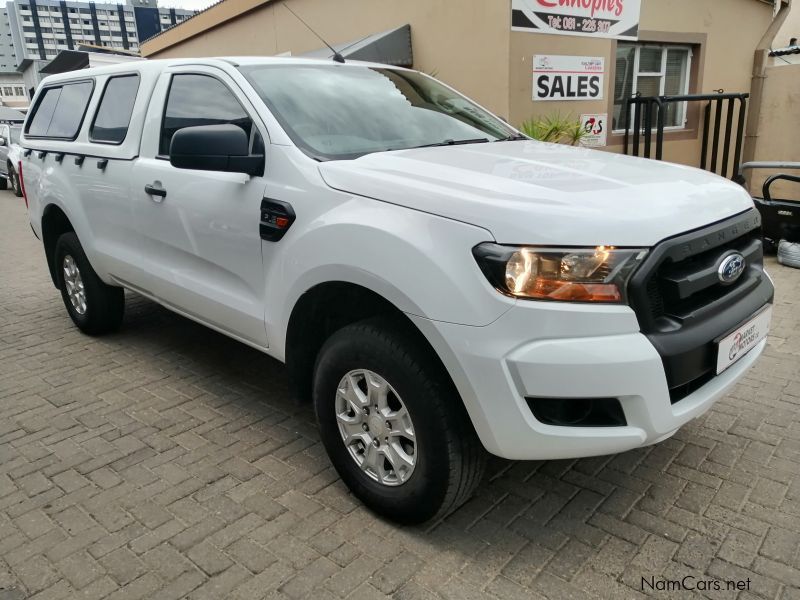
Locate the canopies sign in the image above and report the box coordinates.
[512,0,641,40]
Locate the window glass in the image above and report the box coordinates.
[9,125,21,144]
[636,76,660,98]
[613,44,635,130]
[613,43,691,131]
[47,81,93,138]
[664,48,690,127]
[90,74,139,143]
[665,49,689,95]
[26,85,61,136]
[160,74,252,156]
[638,47,662,73]
[26,80,93,138]
[238,65,515,161]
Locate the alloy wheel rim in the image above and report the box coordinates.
[62,255,87,315]
[334,369,417,486]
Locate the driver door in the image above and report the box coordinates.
[131,66,269,348]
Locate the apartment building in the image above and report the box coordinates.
[0,7,17,72]
[6,0,195,64]
[0,7,27,108]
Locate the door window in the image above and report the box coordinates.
[159,73,255,157]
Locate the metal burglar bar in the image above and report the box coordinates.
[623,92,749,180]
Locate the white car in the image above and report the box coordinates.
[0,124,24,197]
[20,58,773,523]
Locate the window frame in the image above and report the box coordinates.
[24,78,95,141]
[157,71,255,160]
[613,43,693,134]
[89,73,140,145]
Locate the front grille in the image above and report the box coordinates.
[646,277,665,320]
[627,208,773,403]
[645,226,762,331]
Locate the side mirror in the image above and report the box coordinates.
[169,124,264,176]
[0,137,6,147]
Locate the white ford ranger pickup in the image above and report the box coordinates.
[20,58,773,523]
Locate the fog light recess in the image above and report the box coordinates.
[526,397,627,427]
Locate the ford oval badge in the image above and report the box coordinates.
[718,253,746,284]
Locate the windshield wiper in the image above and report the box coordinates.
[408,138,491,149]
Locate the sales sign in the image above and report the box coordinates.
[533,55,605,101]
[512,0,641,40]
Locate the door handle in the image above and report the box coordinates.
[144,182,167,200]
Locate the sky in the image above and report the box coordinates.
[151,0,216,9]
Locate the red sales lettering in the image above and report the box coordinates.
[536,0,625,18]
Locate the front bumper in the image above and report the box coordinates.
[410,298,767,460]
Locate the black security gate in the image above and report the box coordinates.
[622,92,749,180]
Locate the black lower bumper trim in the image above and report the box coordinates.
[648,277,773,395]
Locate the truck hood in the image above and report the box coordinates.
[317,141,755,246]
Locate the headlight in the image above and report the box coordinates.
[473,243,648,303]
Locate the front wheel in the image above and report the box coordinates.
[55,232,125,335]
[313,318,486,524]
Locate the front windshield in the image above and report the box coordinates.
[239,64,516,160]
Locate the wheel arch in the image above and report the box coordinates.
[41,203,75,287]
[284,280,456,405]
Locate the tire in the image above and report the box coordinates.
[54,232,125,335]
[777,239,800,269]
[0,176,7,191]
[313,317,486,524]
[8,168,21,197]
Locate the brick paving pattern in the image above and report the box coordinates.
[1,192,799,599]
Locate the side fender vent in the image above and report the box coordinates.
[260,198,295,242]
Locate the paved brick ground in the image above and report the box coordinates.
[1,191,799,600]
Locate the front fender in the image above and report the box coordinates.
[264,195,516,360]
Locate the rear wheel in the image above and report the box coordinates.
[313,318,486,524]
[8,167,21,197]
[0,175,7,191]
[54,232,125,335]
